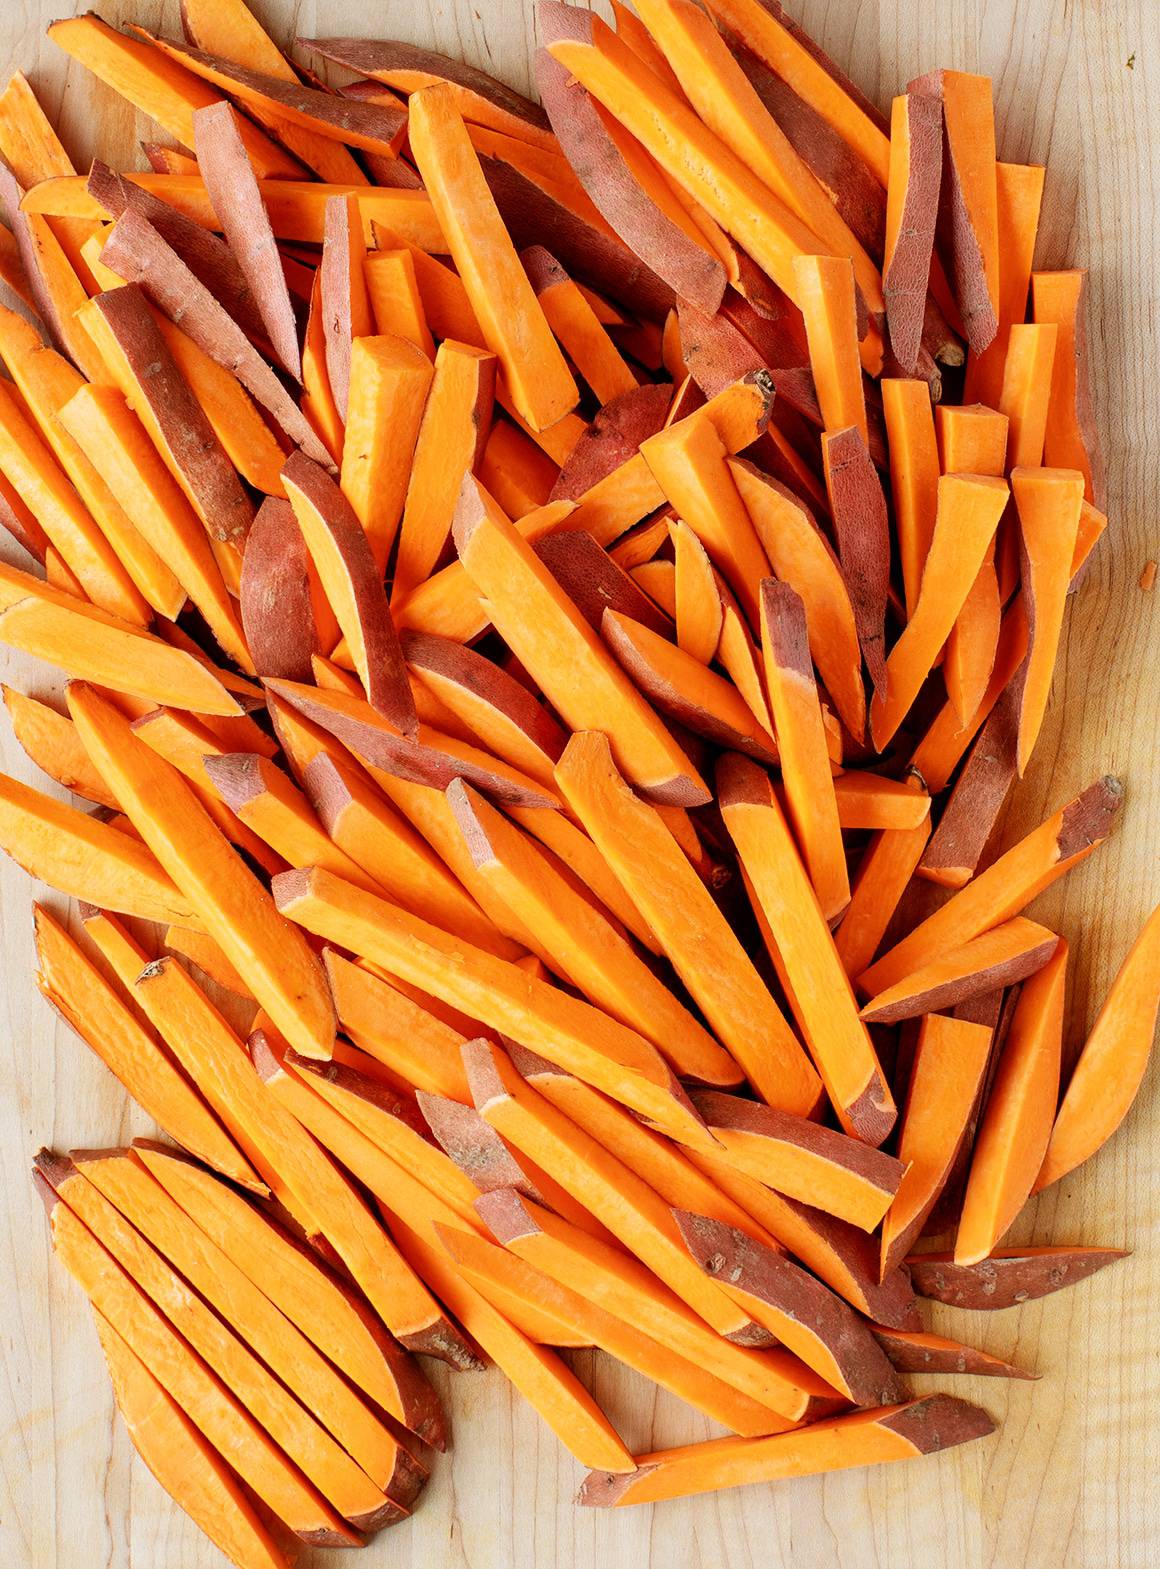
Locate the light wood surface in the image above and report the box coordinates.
[1,2,1156,1566]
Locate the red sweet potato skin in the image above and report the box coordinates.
[822,428,891,696]
[884,95,943,374]
[550,385,671,501]
[240,498,319,682]
[535,532,671,637]
[908,1248,1128,1308]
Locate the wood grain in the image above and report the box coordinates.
[1,2,1157,1566]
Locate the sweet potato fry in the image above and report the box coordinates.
[577,1395,994,1507]
[820,427,891,697]
[555,731,821,1115]
[340,333,434,571]
[861,919,1060,1025]
[239,498,319,682]
[883,93,942,372]
[2,688,117,809]
[67,684,336,1060]
[523,246,637,405]
[871,1323,1036,1379]
[861,776,1122,996]
[1032,269,1105,506]
[963,161,1046,406]
[908,1246,1127,1309]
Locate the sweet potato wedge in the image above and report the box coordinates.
[820,426,890,699]
[1032,269,1105,506]
[675,1211,904,1406]
[861,919,1060,1025]
[908,1246,1128,1309]
[239,497,319,682]
[883,93,942,372]
[870,1324,1036,1380]
[576,1395,994,1507]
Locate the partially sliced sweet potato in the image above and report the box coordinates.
[556,731,822,1116]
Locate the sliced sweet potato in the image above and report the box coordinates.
[881,377,940,619]
[862,919,1059,1025]
[793,253,869,436]
[676,1211,903,1406]
[365,249,435,357]
[908,69,999,352]
[667,516,720,662]
[834,805,933,981]
[871,1324,1035,1380]
[860,775,1123,996]
[602,609,778,763]
[192,100,300,378]
[523,246,637,405]
[577,1395,994,1507]
[448,781,736,1087]
[58,384,251,672]
[718,754,894,1143]
[878,1012,997,1278]
[281,450,414,732]
[238,497,319,682]
[43,1193,357,1545]
[42,1151,406,1530]
[67,684,336,1060]
[1036,901,1160,1191]
[556,731,822,1115]
[274,865,710,1148]
[1032,269,1104,506]
[2,687,117,809]
[100,209,333,468]
[323,950,471,1103]
[263,677,558,810]
[820,426,890,698]
[0,773,199,925]
[454,480,706,804]
[759,579,849,922]
[908,1246,1127,1309]
[92,1308,292,1569]
[730,457,865,740]
[870,474,1009,749]
[393,340,496,602]
[640,412,769,627]
[408,84,577,433]
[33,908,261,1191]
[956,942,1067,1264]
[882,92,942,372]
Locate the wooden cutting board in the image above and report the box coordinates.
[0,2,1156,1565]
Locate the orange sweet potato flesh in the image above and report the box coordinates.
[135,1139,444,1445]
[956,941,1067,1264]
[602,608,778,764]
[73,1148,426,1502]
[879,1012,996,1278]
[870,474,1010,749]
[882,378,940,619]
[576,1395,994,1507]
[870,1323,1036,1380]
[2,687,118,809]
[861,919,1060,1026]
[454,480,707,805]
[66,684,336,1060]
[477,1186,833,1423]
[42,1153,405,1531]
[1032,269,1105,506]
[274,864,709,1147]
[43,1193,358,1546]
[730,458,865,741]
[718,755,895,1144]
[760,579,849,923]
[340,333,435,571]
[820,427,890,699]
[909,69,999,353]
[0,773,199,926]
[964,162,1045,407]
[523,246,637,405]
[556,731,822,1117]
[282,451,415,732]
[861,776,1123,996]
[1036,902,1160,1191]
[834,798,932,981]
[675,1210,904,1406]
[793,254,868,438]
[33,908,259,1191]
[409,83,577,432]
[448,779,738,1087]
[92,1308,292,1569]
